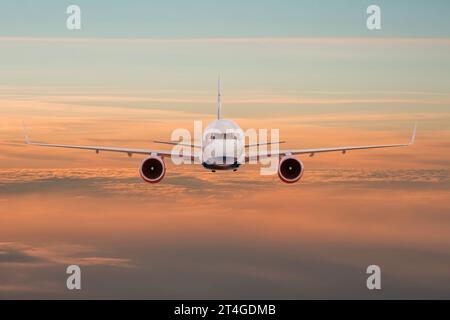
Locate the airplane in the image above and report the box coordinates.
[23,78,416,184]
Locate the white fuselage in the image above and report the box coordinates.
[201,119,244,170]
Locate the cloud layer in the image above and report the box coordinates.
[1,166,450,299]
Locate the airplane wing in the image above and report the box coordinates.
[22,123,196,160]
[247,125,416,161]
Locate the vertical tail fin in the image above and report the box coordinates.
[217,76,222,120]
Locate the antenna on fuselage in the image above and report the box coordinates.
[217,76,222,120]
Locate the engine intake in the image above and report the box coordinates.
[139,156,165,183]
[278,156,304,183]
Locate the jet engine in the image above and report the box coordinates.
[139,156,166,183]
[278,156,304,183]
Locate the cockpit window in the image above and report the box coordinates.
[209,133,238,140]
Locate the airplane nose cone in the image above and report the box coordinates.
[203,139,242,165]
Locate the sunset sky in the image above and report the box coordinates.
[1,0,450,299]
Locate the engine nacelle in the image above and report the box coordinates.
[278,156,304,183]
[139,156,166,183]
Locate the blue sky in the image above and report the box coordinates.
[0,0,449,37]
[0,0,449,121]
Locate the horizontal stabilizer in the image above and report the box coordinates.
[153,140,202,148]
[245,141,286,148]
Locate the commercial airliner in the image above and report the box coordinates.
[23,79,416,183]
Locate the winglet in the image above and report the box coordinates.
[409,123,417,145]
[22,121,30,144]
